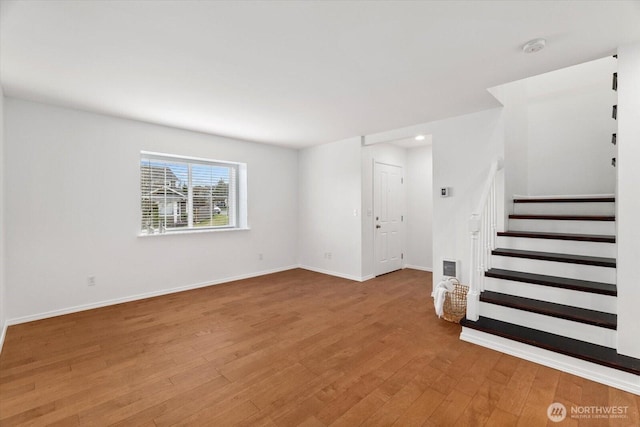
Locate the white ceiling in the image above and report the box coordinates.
[1,1,639,148]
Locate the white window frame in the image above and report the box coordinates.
[140,151,248,236]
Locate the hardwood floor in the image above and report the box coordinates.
[1,268,638,426]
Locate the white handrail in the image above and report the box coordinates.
[467,158,503,321]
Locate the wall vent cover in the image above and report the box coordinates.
[443,259,460,278]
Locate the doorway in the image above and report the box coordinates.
[374,162,403,276]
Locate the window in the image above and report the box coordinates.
[140,152,247,234]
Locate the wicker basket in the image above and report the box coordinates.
[442,280,469,323]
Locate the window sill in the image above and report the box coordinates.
[138,227,250,237]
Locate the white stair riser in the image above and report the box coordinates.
[508,219,616,235]
[513,202,615,216]
[490,256,616,284]
[496,236,616,258]
[478,302,616,348]
[483,277,617,314]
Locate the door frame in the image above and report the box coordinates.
[373,160,405,276]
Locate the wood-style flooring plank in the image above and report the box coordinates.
[391,387,445,427]
[1,268,638,426]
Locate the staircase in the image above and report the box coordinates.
[461,196,640,378]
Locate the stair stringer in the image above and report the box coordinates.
[461,327,640,395]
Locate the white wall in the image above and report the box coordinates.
[492,80,528,219]
[494,57,617,201]
[360,109,502,289]
[298,137,362,281]
[300,138,432,281]
[361,143,407,279]
[431,109,504,288]
[0,85,6,350]
[616,42,640,359]
[405,145,433,271]
[525,57,617,195]
[4,98,299,322]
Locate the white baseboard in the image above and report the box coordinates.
[0,321,7,354]
[5,265,299,328]
[0,264,416,353]
[461,327,640,396]
[404,265,433,272]
[298,265,367,282]
[297,265,432,283]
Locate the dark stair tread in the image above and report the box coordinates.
[513,197,615,203]
[460,317,640,375]
[509,214,615,221]
[492,248,616,268]
[480,291,616,329]
[497,231,615,243]
[485,268,617,296]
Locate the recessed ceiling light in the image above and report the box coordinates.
[415,135,425,141]
[522,38,546,54]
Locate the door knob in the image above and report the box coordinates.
[376,225,381,229]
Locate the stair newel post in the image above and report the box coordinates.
[467,214,481,321]
[480,204,485,279]
[478,217,483,284]
[485,193,492,271]
[482,203,488,291]
[491,180,497,250]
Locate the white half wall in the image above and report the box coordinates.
[616,42,640,359]
[405,145,433,272]
[431,108,504,288]
[4,98,299,322]
[493,80,528,219]
[298,137,362,280]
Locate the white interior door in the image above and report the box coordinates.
[374,162,403,276]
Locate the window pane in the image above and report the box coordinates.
[192,164,231,228]
[140,152,241,234]
[140,159,188,233]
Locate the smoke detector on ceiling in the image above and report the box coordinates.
[522,38,546,54]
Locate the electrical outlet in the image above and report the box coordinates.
[327,252,332,260]
[258,253,263,261]
[88,276,96,286]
